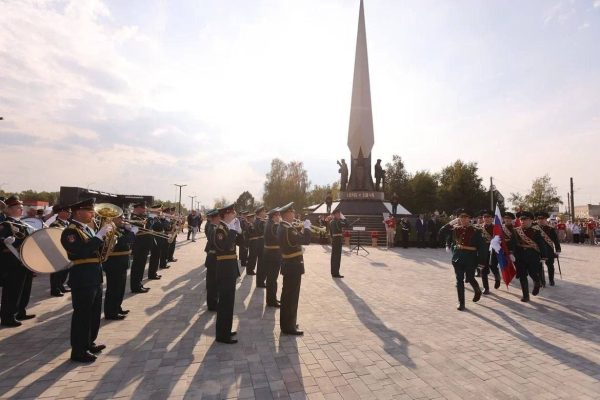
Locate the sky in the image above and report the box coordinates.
[1,0,599,209]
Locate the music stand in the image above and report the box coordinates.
[351,226,369,255]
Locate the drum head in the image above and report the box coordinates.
[20,228,71,274]
[21,217,44,232]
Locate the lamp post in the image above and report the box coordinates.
[174,184,187,216]
[188,195,196,213]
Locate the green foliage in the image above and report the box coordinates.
[262,159,310,210]
[306,182,340,206]
[0,188,59,204]
[234,191,256,212]
[406,171,438,214]
[213,196,229,209]
[155,199,187,215]
[383,155,412,206]
[437,160,488,214]
[508,175,562,213]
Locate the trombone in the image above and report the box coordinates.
[121,218,172,239]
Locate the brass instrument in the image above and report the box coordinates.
[293,218,327,235]
[122,218,172,239]
[94,203,123,262]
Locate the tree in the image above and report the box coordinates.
[508,175,562,213]
[383,155,412,206]
[263,158,310,210]
[234,191,255,212]
[437,160,488,214]
[306,182,340,206]
[213,197,229,209]
[407,171,438,214]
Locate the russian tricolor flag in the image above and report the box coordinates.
[490,204,517,287]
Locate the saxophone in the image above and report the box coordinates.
[94,203,123,262]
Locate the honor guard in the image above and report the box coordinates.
[513,211,548,302]
[238,210,249,267]
[263,207,282,307]
[329,208,347,278]
[204,209,220,311]
[439,209,485,311]
[60,198,112,362]
[103,215,135,320]
[246,213,258,275]
[254,206,267,287]
[129,202,152,293]
[210,203,241,344]
[535,211,561,286]
[49,204,72,297]
[147,203,165,280]
[277,202,312,335]
[0,195,36,327]
[477,209,501,294]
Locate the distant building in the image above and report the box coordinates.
[59,187,154,213]
[574,204,600,219]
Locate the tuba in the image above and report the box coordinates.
[94,203,123,262]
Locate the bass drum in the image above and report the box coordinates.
[21,217,44,233]
[20,228,72,274]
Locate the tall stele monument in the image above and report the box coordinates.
[345,0,377,195]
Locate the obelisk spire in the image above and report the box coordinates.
[347,0,375,191]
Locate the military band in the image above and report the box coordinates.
[263,207,282,307]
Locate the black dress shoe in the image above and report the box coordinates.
[532,283,540,296]
[332,275,344,278]
[216,338,238,344]
[256,284,266,288]
[119,309,130,315]
[230,331,237,336]
[167,258,177,262]
[15,314,35,320]
[247,272,256,276]
[494,280,501,289]
[207,308,217,312]
[148,275,161,280]
[457,304,466,311]
[71,351,97,363]
[267,302,281,308]
[1,319,22,327]
[132,287,150,293]
[105,314,126,320]
[61,286,72,293]
[89,343,106,353]
[482,288,490,295]
[282,330,304,336]
[521,296,530,302]
[159,265,170,269]
[549,280,555,286]
[51,291,64,297]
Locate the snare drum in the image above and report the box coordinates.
[20,228,72,274]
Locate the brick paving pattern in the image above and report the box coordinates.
[1,234,599,399]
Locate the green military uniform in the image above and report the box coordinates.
[535,211,561,287]
[254,207,267,287]
[203,209,219,311]
[264,208,282,307]
[329,212,347,277]
[513,211,547,302]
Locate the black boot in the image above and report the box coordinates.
[494,273,501,289]
[520,276,530,302]
[457,286,465,311]
[539,264,546,288]
[532,281,541,296]
[482,276,490,295]
[470,280,482,303]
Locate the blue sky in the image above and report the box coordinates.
[1,0,599,208]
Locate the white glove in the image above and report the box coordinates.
[123,223,132,231]
[96,224,113,239]
[228,218,242,234]
[303,219,312,229]
[3,236,16,246]
[130,226,139,235]
[445,245,451,253]
[509,254,516,263]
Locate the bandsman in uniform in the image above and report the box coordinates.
[158,207,172,271]
[103,214,135,320]
[166,207,178,263]
[439,209,485,311]
[49,204,72,297]
[254,206,267,287]
[238,210,249,267]
[60,198,112,362]
[513,211,547,302]
[535,211,561,287]
[246,213,258,275]
[263,207,282,307]
[147,203,165,280]
[209,203,241,344]
[329,208,347,278]
[204,209,220,311]
[0,195,36,327]
[129,202,152,293]
[277,202,312,335]
[477,209,501,294]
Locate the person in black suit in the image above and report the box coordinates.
[129,202,152,293]
[415,214,427,248]
[60,198,112,363]
[204,209,221,311]
[427,214,439,248]
[49,204,72,296]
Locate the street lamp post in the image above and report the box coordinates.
[188,195,196,213]
[174,184,187,216]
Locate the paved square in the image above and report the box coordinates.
[1,235,599,399]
